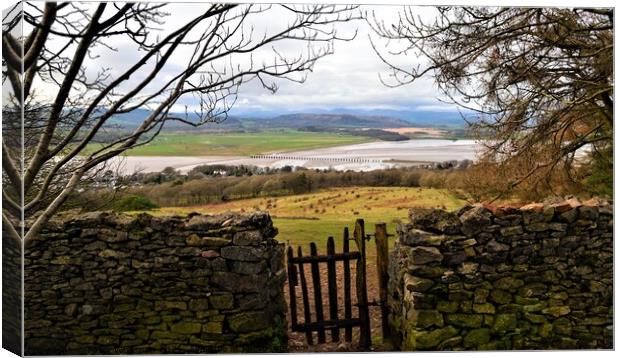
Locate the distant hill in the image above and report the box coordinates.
[253,113,412,129]
[107,108,245,130]
[321,107,473,127]
[229,106,473,128]
[105,107,470,131]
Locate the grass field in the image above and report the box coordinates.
[88,130,373,156]
[146,187,466,261]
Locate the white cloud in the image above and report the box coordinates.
[33,1,450,114]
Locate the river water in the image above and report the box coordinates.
[111,139,483,174]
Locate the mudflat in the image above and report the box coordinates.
[110,139,481,174]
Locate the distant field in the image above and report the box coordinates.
[87,130,373,156]
[146,187,466,260]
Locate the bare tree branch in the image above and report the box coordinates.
[2,2,361,242]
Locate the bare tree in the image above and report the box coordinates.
[2,2,359,242]
[371,7,613,200]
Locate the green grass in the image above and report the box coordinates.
[87,130,373,156]
[143,187,465,261]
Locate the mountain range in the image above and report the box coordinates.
[108,107,471,131]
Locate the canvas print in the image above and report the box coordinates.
[1,0,614,355]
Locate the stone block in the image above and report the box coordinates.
[211,272,267,293]
[201,250,220,259]
[486,240,510,252]
[436,300,459,313]
[406,309,444,328]
[154,301,187,311]
[227,311,269,333]
[209,293,234,309]
[500,226,523,236]
[519,283,548,298]
[401,230,448,247]
[408,246,443,265]
[170,322,202,334]
[494,276,524,291]
[473,303,495,314]
[524,312,547,324]
[408,208,462,234]
[203,322,223,334]
[404,274,434,293]
[492,313,517,333]
[189,299,209,311]
[460,206,492,236]
[230,260,266,275]
[444,314,483,328]
[232,230,263,246]
[220,246,263,262]
[463,328,491,348]
[474,288,490,304]
[489,290,512,305]
[403,325,458,350]
[542,306,571,317]
[187,234,231,247]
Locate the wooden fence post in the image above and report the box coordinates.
[375,222,390,342]
[342,227,353,342]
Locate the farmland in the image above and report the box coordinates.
[145,186,466,259]
[88,130,374,157]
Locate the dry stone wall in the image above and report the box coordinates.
[388,198,613,350]
[24,211,287,355]
[2,228,22,355]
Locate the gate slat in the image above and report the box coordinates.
[286,246,298,330]
[297,246,313,345]
[309,242,326,343]
[289,251,360,263]
[326,237,339,342]
[342,227,353,342]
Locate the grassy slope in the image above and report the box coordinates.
[147,187,466,261]
[88,130,373,156]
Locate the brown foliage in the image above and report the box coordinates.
[372,7,613,199]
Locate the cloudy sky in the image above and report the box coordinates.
[223,4,449,115]
[215,4,448,116]
[27,1,458,116]
[20,0,617,118]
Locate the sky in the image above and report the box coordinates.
[210,4,449,116]
[22,1,460,117]
[13,0,620,119]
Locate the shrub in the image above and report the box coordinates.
[113,195,158,212]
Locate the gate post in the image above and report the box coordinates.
[374,222,390,342]
[354,219,371,350]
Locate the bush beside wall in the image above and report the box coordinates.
[388,199,613,350]
[24,211,287,354]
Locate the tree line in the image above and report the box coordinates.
[70,157,607,212]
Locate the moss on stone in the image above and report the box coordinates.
[463,328,491,348]
[445,314,483,328]
[492,313,517,333]
[404,326,459,350]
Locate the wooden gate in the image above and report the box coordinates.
[286,219,390,350]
